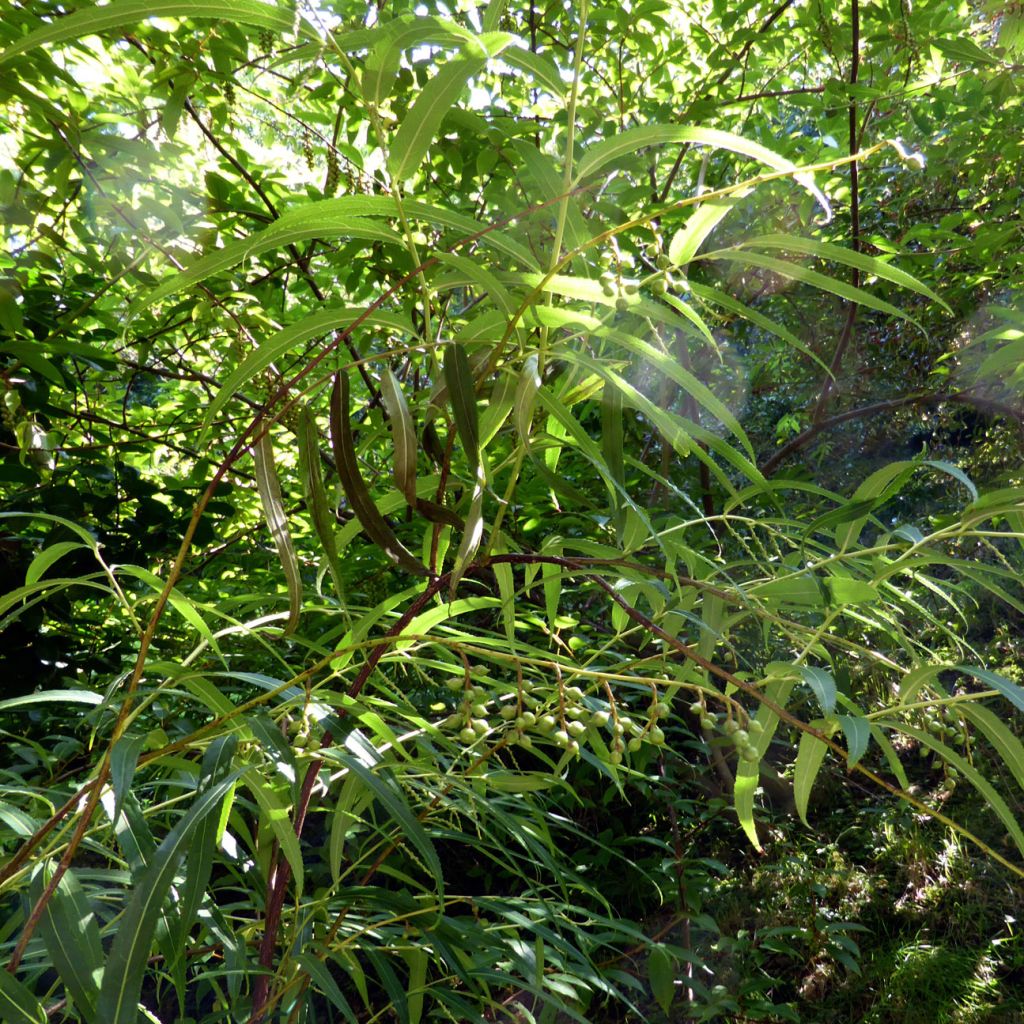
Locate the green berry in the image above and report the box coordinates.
[650,726,666,745]
[499,705,517,721]
[700,716,716,731]
[627,737,642,753]
[725,719,740,735]
[656,254,671,270]
[471,703,488,718]
[741,746,759,762]
[554,729,570,747]
[689,701,703,716]
[610,750,623,765]
[538,715,557,733]
[747,720,763,736]
[615,296,629,312]
[459,727,476,744]
[445,678,463,691]
[568,720,587,738]
[652,702,670,719]
[591,710,610,728]
[521,711,537,727]
[471,718,489,736]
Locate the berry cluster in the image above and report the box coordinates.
[439,678,671,764]
[692,701,763,763]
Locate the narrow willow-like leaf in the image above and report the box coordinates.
[253,425,301,635]
[0,970,46,1024]
[839,714,871,767]
[502,46,566,97]
[326,751,444,893]
[242,768,304,896]
[887,723,1024,856]
[201,305,413,434]
[515,353,541,442]
[379,368,419,506]
[698,250,919,328]
[647,945,675,1015]
[96,771,242,1024]
[295,951,360,1024]
[794,728,829,826]
[32,865,103,1023]
[388,51,489,181]
[297,405,346,605]
[132,214,401,318]
[799,666,837,716]
[361,15,475,106]
[443,342,480,470]
[601,384,625,539]
[450,464,485,599]
[176,735,238,951]
[735,675,796,849]
[668,194,747,268]
[109,733,146,833]
[574,125,831,216]
[404,946,429,1024]
[329,770,373,882]
[741,234,951,311]
[24,541,85,586]
[0,0,316,65]
[330,373,426,575]
[435,252,517,319]
[958,703,1024,792]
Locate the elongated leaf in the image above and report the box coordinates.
[502,46,565,98]
[33,865,103,1023]
[698,250,919,327]
[330,372,426,575]
[133,214,403,318]
[958,703,1024,793]
[0,970,46,1024]
[574,125,831,216]
[515,353,541,442]
[389,51,489,181]
[96,771,242,1024]
[647,945,675,1014]
[889,723,1024,856]
[361,15,475,106]
[253,425,301,634]
[242,768,304,896]
[601,382,625,539]
[109,733,146,833]
[668,194,747,268]
[380,368,419,505]
[295,952,359,1024]
[297,405,346,604]
[24,541,85,585]
[176,735,238,950]
[201,305,413,433]
[450,464,485,598]
[443,342,480,470]
[0,0,315,65]
[326,750,444,893]
[794,729,829,826]
[404,946,429,1024]
[839,714,871,767]
[742,234,951,311]
[800,666,837,716]
[735,674,796,849]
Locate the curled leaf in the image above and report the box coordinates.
[330,373,426,576]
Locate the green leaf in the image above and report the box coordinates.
[96,771,242,1024]
[443,342,480,470]
[32,865,104,1023]
[800,666,837,715]
[326,750,444,894]
[242,768,304,897]
[0,970,46,1024]
[0,0,316,65]
[295,952,359,1024]
[253,425,301,635]
[958,703,1024,793]
[741,234,951,312]
[646,945,675,1014]
[575,125,831,215]
[838,715,871,767]
[793,728,829,827]
[297,405,346,605]
[201,305,413,433]
[109,733,146,833]
[330,372,426,576]
[932,36,1000,66]
[501,47,565,97]
[388,51,489,181]
[380,368,420,506]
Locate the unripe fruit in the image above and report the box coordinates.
[519,734,533,749]
[733,729,749,746]
[747,720,763,736]
[566,706,584,720]
[619,716,635,733]
[442,714,462,730]
[627,737,642,753]
[650,726,666,745]
[615,296,629,312]
[567,740,580,755]
[521,711,537,727]
[700,715,716,730]
[538,715,557,733]
[741,746,759,762]
[610,750,623,765]
[689,701,703,716]
[725,719,740,735]
[591,710,610,728]
[566,685,584,699]
[472,703,489,718]
[568,720,587,738]
[445,678,464,691]
[656,254,671,270]
[499,705,518,721]
[472,718,489,736]
[554,730,570,747]
[652,702,670,719]
[459,727,476,744]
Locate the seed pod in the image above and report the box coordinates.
[459,727,476,744]
[591,710,610,728]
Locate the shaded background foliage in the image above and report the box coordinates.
[1,0,1024,1021]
